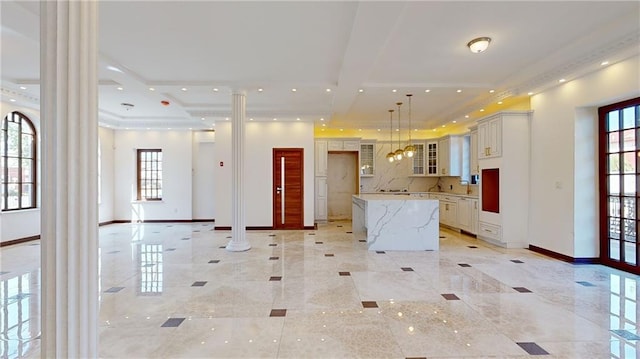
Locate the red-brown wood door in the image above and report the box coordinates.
[273,148,304,229]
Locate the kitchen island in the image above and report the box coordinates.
[352,194,439,251]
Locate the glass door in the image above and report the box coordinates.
[600,97,640,274]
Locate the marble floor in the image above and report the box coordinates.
[1,221,639,358]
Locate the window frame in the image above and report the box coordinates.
[136,149,163,201]
[1,111,37,211]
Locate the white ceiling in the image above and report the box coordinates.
[1,1,639,133]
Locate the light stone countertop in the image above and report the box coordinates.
[360,191,478,199]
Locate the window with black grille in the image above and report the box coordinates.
[137,149,163,201]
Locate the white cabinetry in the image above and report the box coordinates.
[478,116,502,159]
[477,111,532,248]
[315,177,327,221]
[469,127,479,176]
[360,143,375,176]
[430,193,458,228]
[456,197,472,232]
[328,140,359,151]
[315,140,328,176]
[470,198,479,235]
[426,141,439,176]
[438,135,462,176]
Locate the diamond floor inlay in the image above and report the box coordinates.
[2,220,637,358]
[269,309,287,317]
[161,318,185,328]
[516,342,549,355]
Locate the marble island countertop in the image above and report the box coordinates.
[352,194,439,251]
[359,191,478,199]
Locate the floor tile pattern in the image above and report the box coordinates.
[1,221,639,358]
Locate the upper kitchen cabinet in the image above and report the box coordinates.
[469,126,479,176]
[328,139,360,151]
[477,115,502,159]
[360,142,375,176]
[438,135,462,176]
[314,140,328,176]
[426,141,439,176]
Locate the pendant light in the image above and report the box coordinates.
[394,102,404,161]
[386,109,395,162]
[403,94,416,158]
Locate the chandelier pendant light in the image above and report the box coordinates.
[394,102,404,161]
[386,109,395,163]
[403,94,416,158]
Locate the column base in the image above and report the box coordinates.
[226,240,251,252]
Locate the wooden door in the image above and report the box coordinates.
[273,148,304,229]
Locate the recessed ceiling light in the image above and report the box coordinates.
[489,89,495,93]
[456,89,462,93]
[480,109,485,112]
[292,88,297,92]
[181,87,188,91]
[212,124,216,126]
[425,89,431,93]
[414,129,418,131]
[189,128,192,130]
[358,89,364,93]
[117,87,123,91]
[559,79,566,83]
[395,128,399,132]
[167,128,171,130]
[392,89,397,93]
[296,118,300,121]
[225,117,229,121]
[19,86,27,90]
[249,118,254,121]
[149,87,155,91]
[321,129,325,131]
[340,129,344,131]
[320,118,324,121]
[465,115,469,118]
[441,125,446,128]
[452,121,457,123]
[528,92,534,95]
[601,61,609,66]
[258,88,263,92]
[326,88,331,93]
[377,129,381,132]
[497,101,503,105]
[201,117,205,120]
[273,118,277,121]
[9,99,16,102]
[322,124,326,127]
[432,129,437,132]
[358,129,362,131]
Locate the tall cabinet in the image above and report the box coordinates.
[477,111,532,248]
[314,140,328,221]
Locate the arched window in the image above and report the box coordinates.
[1,111,36,211]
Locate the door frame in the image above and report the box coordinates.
[272,148,304,229]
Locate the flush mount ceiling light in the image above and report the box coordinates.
[467,37,491,53]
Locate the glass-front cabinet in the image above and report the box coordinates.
[412,143,425,175]
[426,141,438,176]
[360,143,374,176]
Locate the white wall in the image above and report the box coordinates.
[529,55,640,258]
[0,102,41,243]
[214,121,315,227]
[192,131,216,220]
[113,130,193,221]
[98,127,115,223]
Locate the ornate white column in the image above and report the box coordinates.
[40,1,99,357]
[226,91,251,251]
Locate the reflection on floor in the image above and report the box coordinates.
[1,221,639,358]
